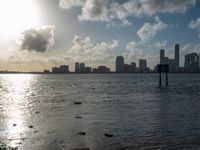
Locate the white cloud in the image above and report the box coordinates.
[66,35,119,67]
[59,0,85,9]
[137,16,167,41]
[124,41,144,63]
[153,40,167,48]
[60,0,196,26]
[189,18,200,37]
[140,0,196,15]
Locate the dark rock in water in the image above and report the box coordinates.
[0,142,18,150]
[74,101,82,105]
[104,133,114,137]
[29,125,33,128]
[35,111,40,114]
[16,142,22,145]
[13,124,17,127]
[70,148,89,150]
[77,131,86,135]
[75,116,82,119]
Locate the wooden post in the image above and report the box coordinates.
[157,64,169,88]
[166,72,168,86]
[159,72,161,87]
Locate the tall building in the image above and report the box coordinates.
[75,62,80,73]
[175,44,180,71]
[131,62,136,72]
[184,53,199,72]
[139,59,147,73]
[116,56,124,73]
[160,49,165,64]
[80,63,85,73]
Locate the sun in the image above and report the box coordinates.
[0,0,41,37]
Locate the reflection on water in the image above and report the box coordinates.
[0,75,34,147]
[0,74,200,149]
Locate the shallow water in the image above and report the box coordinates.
[0,74,200,150]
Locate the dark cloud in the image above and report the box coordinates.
[20,25,55,53]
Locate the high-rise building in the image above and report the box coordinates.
[131,62,136,72]
[184,53,199,72]
[139,59,147,73]
[175,44,180,71]
[116,56,124,73]
[75,62,80,73]
[80,63,85,73]
[160,49,165,64]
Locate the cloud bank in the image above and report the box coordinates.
[60,0,196,25]
[66,35,119,66]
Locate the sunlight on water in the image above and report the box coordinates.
[1,74,34,147]
[0,74,200,149]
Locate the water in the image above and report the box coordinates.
[0,74,200,150]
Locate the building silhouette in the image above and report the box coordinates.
[75,62,80,73]
[124,62,137,73]
[184,53,199,72]
[116,56,124,73]
[160,49,165,64]
[75,62,92,73]
[85,67,92,73]
[139,59,147,73]
[52,65,69,73]
[175,44,180,72]
[80,63,85,73]
[92,66,110,73]
[131,62,136,72]
[159,44,180,72]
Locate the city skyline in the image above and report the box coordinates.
[42,44,200,73]
[1,42,200,73]
[1,0,200,72]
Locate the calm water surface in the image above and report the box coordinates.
[0,74,200,150]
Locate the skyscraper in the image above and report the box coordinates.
[80,63,85,73]
[75,62,80,73]
[160,49,165,64]
[184,53,199,72]
[139,59,147,73]
[116,56,124,73]
[175,44,180,71]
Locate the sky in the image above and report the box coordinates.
[0,0,200,72]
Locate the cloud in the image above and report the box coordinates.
[78,0,144,26]
[60,0,196,26]
[137,16,167,41]
[140,0,196,15]
[20,25,55,53]
[66,35,119,66]
[59,0,85,9]
[124,41,144,62]
[189,18,200,37]
[153,40,167,48]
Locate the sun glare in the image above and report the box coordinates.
[0,0,41,37]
